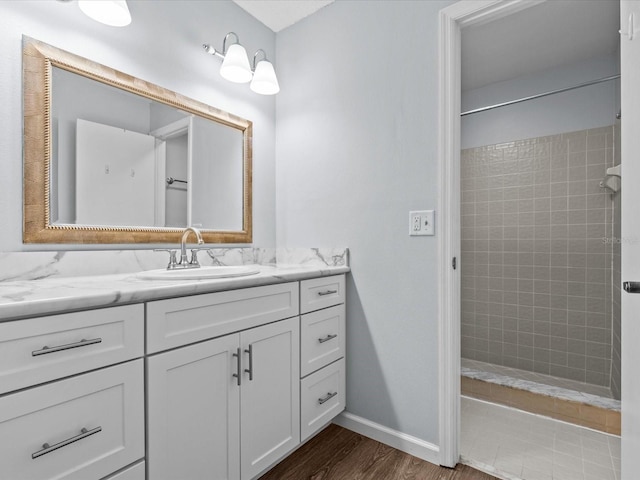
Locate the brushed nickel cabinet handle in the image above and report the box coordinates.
[232,348,241,386]
[318,334,338,344]
[623,281,640,293]
[32,338,102,357]
[244,344,253,381]
[317,289,338,296]
[32,426,102,459]
[318,392,338,405]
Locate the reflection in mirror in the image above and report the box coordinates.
[23,36,252,244]
[51,65,244,230]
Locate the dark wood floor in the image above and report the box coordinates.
[260,424,497,480]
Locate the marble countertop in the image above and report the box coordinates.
[0,264,349,322]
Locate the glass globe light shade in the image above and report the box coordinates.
[78,0,132,27]
[250,60,280,95]
[220,44,253,84]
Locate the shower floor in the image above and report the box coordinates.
[461,396,620,480]
[461,358,620,434]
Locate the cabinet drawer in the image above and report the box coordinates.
[300,358,345,442]
[147,282,299,353]
[0,304,144,395]
[102,461,145,480]
[0,359,144,480]
[301,304,345,377]
[300,275,345,314]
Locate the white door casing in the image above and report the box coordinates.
[620,2,640,478]
[441,0,640,473]
[438,0,564,468]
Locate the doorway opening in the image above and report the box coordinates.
[439,1,622,478]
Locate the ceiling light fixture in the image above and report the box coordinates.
[78,0,132,27]
[203,33,279,95]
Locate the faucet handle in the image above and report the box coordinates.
[189,249,202,267]
[154,249,178,269]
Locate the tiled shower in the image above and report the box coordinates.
[460,125,621,400]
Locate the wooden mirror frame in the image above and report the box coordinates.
[23,36,253,244]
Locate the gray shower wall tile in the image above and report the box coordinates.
[461,125,618,390]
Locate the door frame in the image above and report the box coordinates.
[437,0,546,467]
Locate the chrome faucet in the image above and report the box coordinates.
[154,227,206,270]
[179,227,204,267]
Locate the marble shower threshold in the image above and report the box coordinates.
[461,359,620,435]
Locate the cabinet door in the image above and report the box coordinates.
[300,304,345,377]
[0,360,143,480]
[300,358,346,442]
[300,275,345,314]
[240,317,300,480]
[147,335,241,480]
[146,283,299,353]
[0,304,143,395]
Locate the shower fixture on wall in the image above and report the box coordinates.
[203,32,280,95]
[601,164,621,193]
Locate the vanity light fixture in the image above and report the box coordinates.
[203,33,280,95]
[78,0,132,27]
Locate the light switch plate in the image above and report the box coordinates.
[409,210,435,236]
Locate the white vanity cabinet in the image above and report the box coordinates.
[146,283,300,480]
[0,272,346,480]
[0,305,145,480]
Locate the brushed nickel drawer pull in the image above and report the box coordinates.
[317,289,337,296]
[32,426,102,459]
[32,338,102,357]
[318,334,338,344]
[232,348,241,386]
[244,344,254,381]
[318,392,338,405]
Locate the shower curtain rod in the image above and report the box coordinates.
[460,74,621,117]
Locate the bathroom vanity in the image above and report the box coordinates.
[12,36,349,479]
[0,266,347,480]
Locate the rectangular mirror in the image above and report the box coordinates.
[23,36,252,244]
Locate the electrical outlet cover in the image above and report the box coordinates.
[409,210,435,236]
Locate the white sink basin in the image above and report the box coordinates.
[137,265,260,280]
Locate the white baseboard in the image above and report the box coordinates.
[333,412,440,466]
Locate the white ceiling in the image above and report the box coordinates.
[232,0,334,32]
[232,1,619,90]
[462,1,619,91]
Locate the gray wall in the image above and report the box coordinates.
[462,55,619,150]
[461,126,616,387]
[0,0,276,250]
[276,0,455,444]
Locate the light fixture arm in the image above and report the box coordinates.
[202,32,243,60]
[203,43,224,59]
[252,49,268,71]
[222,32,241,55]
